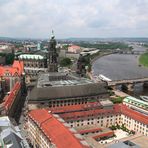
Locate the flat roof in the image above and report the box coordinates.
[107,135,148,148]
[37,73,94,88]
[100,100,113,106]
[29,73,108,101]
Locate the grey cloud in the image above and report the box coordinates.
[0,0,148,38]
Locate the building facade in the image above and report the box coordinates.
[18,54,47,78]
[0,60,25,118]
[123,96,148,115]
[28,73,109,110]
[27,109,90,148]
[51,104,148,136]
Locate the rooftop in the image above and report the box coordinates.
[100,100,113,107]
[57,104,148,125]
[0,60,24,77]
[18,54,45,60]
[29,73,108,101]
[121,104,148,125]
[3,82,21,111]
[28,109,89,148]
[69,45,81,49]
[37,73,94,87]
[59,104,121,120]
[49,102,102,114]
[0,116,29,148]
[108,141,140,148]
[124,96,148,106]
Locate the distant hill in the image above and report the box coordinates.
[64,37,148,43]
[0,36,148,43]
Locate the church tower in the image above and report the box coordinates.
[48,31,58,72]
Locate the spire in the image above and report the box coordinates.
[51,30,55,39]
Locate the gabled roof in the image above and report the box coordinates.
[28,109,89,148]
[12,60,24,76]
[0,60,24,77]
[121,104,148,125]
[58,104,148,125]
[69,45,81,49]
[50,102,101,114]
[3,82,21,111]
[59,104,121,120]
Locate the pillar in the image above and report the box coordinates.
[127,83,134,92]
[111,85,116,90]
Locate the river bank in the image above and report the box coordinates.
[139,52,148,67]
[90,51,113,64]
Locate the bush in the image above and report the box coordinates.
[109,125,117,130]
[110,97,123,104]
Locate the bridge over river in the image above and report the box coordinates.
[107,77,148,91]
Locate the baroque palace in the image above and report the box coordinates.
[24,33,148,148]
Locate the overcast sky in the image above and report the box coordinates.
[0,0,148,38]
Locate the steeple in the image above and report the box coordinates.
[51,30,54,38]
[48,31,58,72]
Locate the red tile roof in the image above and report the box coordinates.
[59,104,121,120]
[58,103,148,125]
[50,102,102,114]
[28,109,89,148]
[69,45,81,49]
[121,104,148,125]
[3,82,21,111]
[0,60,24,77]
[93,131,114,140]
[12,60,24,76]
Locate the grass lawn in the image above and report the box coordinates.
[139,52,148,67]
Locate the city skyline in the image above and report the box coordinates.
[0,0,148,38]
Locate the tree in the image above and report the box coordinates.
[0,53,14,65]
[60,57,72,67]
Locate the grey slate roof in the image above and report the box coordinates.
[3,132,22,148]
[1,128,23,148]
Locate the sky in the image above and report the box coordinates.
[0,0,148,38]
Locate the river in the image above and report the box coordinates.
[92,44,148,97]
